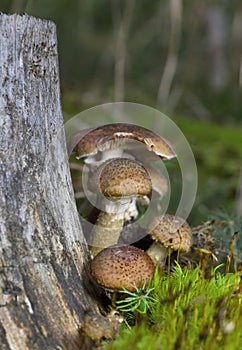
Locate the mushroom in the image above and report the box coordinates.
[90,245,155,293]
[88,158,152,256]
[146,214,192,269]
[68,123,176,165]
[67,127,93,157]
[146,167,168,198]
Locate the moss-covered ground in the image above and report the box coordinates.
[102,264,242,350]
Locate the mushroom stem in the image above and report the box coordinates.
[123,198,139,221]
[90,197,138,257]
[100,149,134,163]
[146,241,167,266]
[101,197,133,215]
[90,212,124,257]
[84,148,125,166]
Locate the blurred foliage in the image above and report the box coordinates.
[1,0,242,118]
[209,210,242,263]
[1,0,242,223]
[175,118,242,223]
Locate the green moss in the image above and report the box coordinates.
[175,118,242,155]
[102,265,242,350]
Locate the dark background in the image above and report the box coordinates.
[1,0,242,224]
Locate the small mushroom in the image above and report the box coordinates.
[68,123,176,164]
[90,245,155,292]
[89,158,152,256]
[146,214,192,268]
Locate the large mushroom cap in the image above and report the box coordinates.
[70,123,176,160]
[90,245,155,292]
[147,214,192,252]
[89,158,152,198]
[67,127,93,156]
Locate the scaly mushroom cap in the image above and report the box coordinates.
[89,158,152,198]
[70,123,176,160]
[90,245,155,292]
[147,214,192,252]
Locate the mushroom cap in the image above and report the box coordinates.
[70,123,176,160]
[147,167,168,198]
[147,214,192,252]
[89,158,152,198]
[67,127,94,156]
[90,245,155,292]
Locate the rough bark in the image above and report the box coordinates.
[0,14,100,350]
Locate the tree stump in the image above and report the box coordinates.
[0,13,100,350]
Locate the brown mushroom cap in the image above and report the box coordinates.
[90,245,155,292]
[89,158,152,198]
[67,127,94,156]
[147,214,192,252]
[147,167,168,198]
[70,123,176,160]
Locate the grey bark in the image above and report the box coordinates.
[0,14,100,350]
